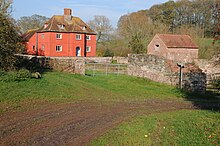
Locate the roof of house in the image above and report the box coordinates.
[22,14,96,41]
[40,15,95,34]
[22,28,39,40]
[157,34,199,49]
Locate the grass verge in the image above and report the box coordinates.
[90,110,220,146]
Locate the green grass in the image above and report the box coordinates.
[90,110,220,146]
[0,72,183,103]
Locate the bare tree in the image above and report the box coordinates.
[87,15,113,42]
[17,14,49,33]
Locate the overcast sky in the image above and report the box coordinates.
[12,0,168,27]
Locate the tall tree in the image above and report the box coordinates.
[87,15,113,42]
[0,0,24,71]
[17,14,49,33]
[0,0,12,15]
[118,11,154,53]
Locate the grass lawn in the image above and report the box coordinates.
[0,72,184,110]
[90,110,220,146]
[1,71,219,145]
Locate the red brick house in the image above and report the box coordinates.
[22,8,96,57]
[147,34,199,63]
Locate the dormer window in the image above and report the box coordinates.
[82,26,87,30]
[58,24,65,29]
[44,23,48,29]
[56,33,62,39]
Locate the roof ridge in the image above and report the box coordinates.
[49,16,55,30]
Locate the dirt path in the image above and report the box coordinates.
[0,99,209,146]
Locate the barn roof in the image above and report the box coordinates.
[157,34,199,49]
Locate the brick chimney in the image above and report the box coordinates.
[64,8,72,21]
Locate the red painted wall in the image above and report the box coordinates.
[25,34,37,55]
[25,32,96,57]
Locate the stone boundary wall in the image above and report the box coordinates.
[128,54,206,93]
[194,59,220,75]
[18,55,85,75]
[113,57,128,64]
[85,57,112,63]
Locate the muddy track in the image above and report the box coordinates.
[0,99,214,146]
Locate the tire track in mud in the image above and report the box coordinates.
[0,99,200,146]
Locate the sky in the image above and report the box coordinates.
[12,0,168,27]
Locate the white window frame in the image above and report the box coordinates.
[76,34,81,40]
[42,44,45,51]
[56,45,62,52]
[86,35,91,40]
[41,34,44,39]
[86,46,91,52]
[56,33,62,39]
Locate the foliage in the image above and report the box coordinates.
[16,14,49,33]
[103,48,114,57]
[212,2,220,55]
[118,11,153,54]
[0,69,31,82]
[0,10,25,71]
[0,0,12,15]
[213,79,220,91]
[129,34,144,54]
[90,110,220,145]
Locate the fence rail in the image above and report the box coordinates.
[206,73,220,93]
[85,63,127,76]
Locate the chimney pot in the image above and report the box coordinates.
[64,8,72,16]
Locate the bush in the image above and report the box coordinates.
[103,49,114,57]
[213,79,220,91]
[0,69,31,82]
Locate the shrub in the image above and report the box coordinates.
[213,79,220,91]
[0,69,31,82]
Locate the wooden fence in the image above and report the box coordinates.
[85,63,127,76]
[206,73,220,94]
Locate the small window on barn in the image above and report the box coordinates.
[155,44,160,47]
[41,34,44,39]
[56,45,62,52]
[56,34,62,39]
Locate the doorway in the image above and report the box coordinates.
[76,47,81,56]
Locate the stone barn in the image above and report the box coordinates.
[147,34,199,63]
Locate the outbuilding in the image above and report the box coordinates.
[147,34,199,63]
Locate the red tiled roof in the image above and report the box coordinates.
[23,14,96,41]
[39,15,96,34]
[22,29,38,41]
[157,34,198,49]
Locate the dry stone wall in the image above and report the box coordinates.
[128,54,206,93]
[21,55,85,75]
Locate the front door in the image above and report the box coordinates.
[76,47,81,56]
